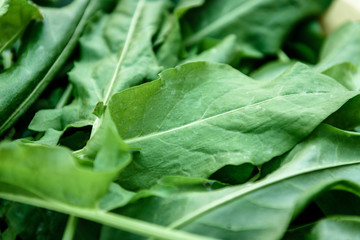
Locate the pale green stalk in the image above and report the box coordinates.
[0,192,218,240]
[62,215,78,240]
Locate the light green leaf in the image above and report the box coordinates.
[101,124,360,240]
[0,0,43,54]
[0,137,131,207]
[0,189,217,240]
[1,111,215,239]
[310,216,360,240]
[174,0,204,18]
[181,35,240,66]
[105,61,356,189]
[322,62,360,91]
[182,0,332,56]
[29,0,168,134]
[0,0,101,135]
[250,61,297,81]
[325,94,360,132]
[316,22,360,72]
[99,183,136,211]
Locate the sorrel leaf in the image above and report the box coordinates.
[101,124,360,240]
[0,0,101,135]
[29,0,168,134]
[182,0,332,56]
[0,130,131,207]
[317,22,360,72]
[106,61,357,189]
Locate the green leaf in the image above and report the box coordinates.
[93,101,106,118]
[309,216,360,240]
[29,0,168,134]
[182,0,332,56]
[0,0,102,135]
[250,60,297,81]
[101,124,360,240]
[174,0,205,18]
[105,61,356,189]
[0,0,43,54]
[155,13,182,69]
[322,62,360,91]
[181,35,240,66]
[1,112,132,208]
[0,140,131,207]
[325,94,360,132]
[4,203,66,240]
[316,22,360,72]
[0,191,218,240]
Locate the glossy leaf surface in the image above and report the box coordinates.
[0,0,96,135]
[107,61,356,189]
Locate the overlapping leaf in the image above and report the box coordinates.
[0,121,131,207]
[29,0,168,135]
[0,0,98,135]
[181,0,332,56]
[101,124,360,240]
[103,61,357,189]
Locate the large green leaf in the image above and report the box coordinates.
[0,114,215,240]
[316,22,360,72]
[0,0,42,54]
[104,61,356,189]
[181,0,332,56]
[101,124,360,240]
[29,0,168,134]
[0,0,102,135]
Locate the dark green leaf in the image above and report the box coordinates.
[182,0,332,56]
[0,0,102,135]
[0,0,43,54]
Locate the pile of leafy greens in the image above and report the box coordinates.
[1,0,360,239]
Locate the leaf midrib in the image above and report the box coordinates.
[103,0,145,104]
[125,92,336,144]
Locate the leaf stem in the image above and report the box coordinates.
[0,193,218,240]
[91,0,146,137]
[56,84,73,109]
[103,0,146,105]
[62,215,78,240]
